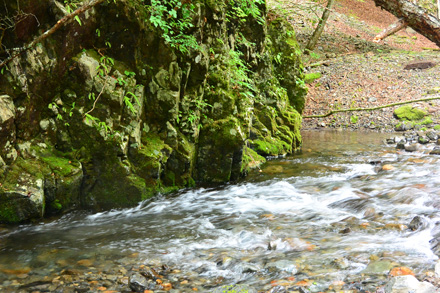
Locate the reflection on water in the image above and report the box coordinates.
[1,130,440,291]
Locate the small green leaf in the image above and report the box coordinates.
[74,15,82,26]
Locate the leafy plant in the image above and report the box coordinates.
[64,0,82,25]
[148,0,199,53]
[228,49,256,98]
[227,0,265,24]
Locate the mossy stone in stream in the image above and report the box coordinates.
[393,105,427,121]
[361,260,394,275]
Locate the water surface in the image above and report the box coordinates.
[1,130,439,291]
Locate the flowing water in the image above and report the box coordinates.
[1,130,440,292]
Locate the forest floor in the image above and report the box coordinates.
[269,0,440,132]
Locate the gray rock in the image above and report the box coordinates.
[331,257,350,269]
[241,262,261,273]
[265,260,298,274]
[396,141,405,150]
[384,275,436,293]
[426,131,438,141]
[39,119,50,131]
[404,143,418,152]
[430,147,440,155]
[394,136,406,143]
[395,121,413,131]
[212,284,257,293]
[129,272,149,292]
[0,175,45,223]
[0,95,15,123]
[386,138,395,144]
[409,216,428,231]
[362,260,393,275]
[418,136,430,144]
[77,52,99,91]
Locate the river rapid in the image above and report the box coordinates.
[1,130,440,292]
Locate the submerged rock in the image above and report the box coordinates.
[408,216,428,231]
[129,272,150,292]
[362,260,394,275]
[265,260,298,274]
[212,284,257,293]
[384,275,436,293]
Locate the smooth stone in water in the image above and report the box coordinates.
[396,141,405,150]
[265,260,298,274]
[430,147,440,155]
[362,260,394,275]
[384,275,436,293]
[426,131,438,141]
[404,144,418,152]
[212,284,257,293]
[409,216,428,231]
[129,272,149,292]
[418,136,430,144]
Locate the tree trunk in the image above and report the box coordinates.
[438,0,440,19]
[372,0,440,47]
[304,0,335,53]
[373,18,407,42]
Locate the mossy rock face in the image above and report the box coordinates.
[0,0,306,222]
[241,146,266,174]
[81,159,152,210]
[0,158,46,223]
[196,117,246,182]
[393,105,427,121]
[267,17,307,114]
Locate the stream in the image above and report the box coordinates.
[1,130,440,292]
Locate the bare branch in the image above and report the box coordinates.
[373,18,407,43]
[0,0,106,69]
[303,97,440,118]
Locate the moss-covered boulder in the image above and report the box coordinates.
[393,105,427,121]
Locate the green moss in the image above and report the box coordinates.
[141,133,172,159]
[304,72,322,84]
[50,199,63,211]
[184,177,196,187]
[0,200,21,223]
[241,147,266,173]
[434,125,440,130]
[393,105,427,121]
[39,155,78,177]
[421,117,433,125]
[252,136,290,156]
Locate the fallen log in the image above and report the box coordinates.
[372,0,440,47]
[373,18,407,43]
